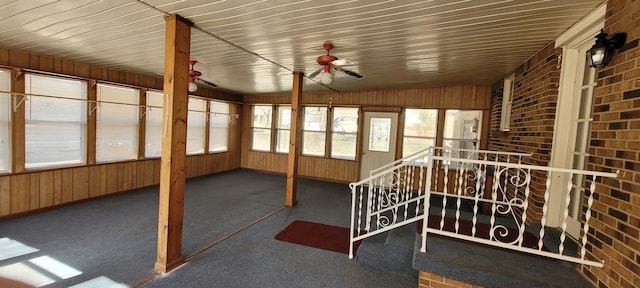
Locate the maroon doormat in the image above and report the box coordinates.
[274,220,362,254]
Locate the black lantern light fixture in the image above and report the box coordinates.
[587,29,627,68]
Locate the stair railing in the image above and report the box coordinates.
[418,153,618,267]
[348,146,531,259]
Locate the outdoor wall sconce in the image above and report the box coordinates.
[587,29,626,68]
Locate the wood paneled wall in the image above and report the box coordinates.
[0,48,243,218]
[0,152,239,217]
[242,85,492,183]
[245,86,491,108]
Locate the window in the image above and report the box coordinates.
[0,69,10,172]
[187,97,206,155]
[402,109,437,158]
[275,106,291,153]
[145,91,163,158]
[25,74,87,169]
[302,107,327,156]
[96,84,139,162]
[331,107,358,160]
[209,100,229,152]
[251,105,272,151]
[443,110,481,159]
[500,73,514,131]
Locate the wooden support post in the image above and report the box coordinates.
[285,72,303,206]
[86,80,97,165]
[10,69,25,173]
[155,14,192,274]
[138,89,147,159]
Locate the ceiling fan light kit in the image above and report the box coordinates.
[188,60,218,92]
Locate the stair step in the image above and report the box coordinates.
[356,224,418,277]
[413,234,593,287]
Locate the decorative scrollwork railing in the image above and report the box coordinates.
[349,146,618,268]
[349,147,531,259]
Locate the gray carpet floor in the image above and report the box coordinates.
[0,170,417,288]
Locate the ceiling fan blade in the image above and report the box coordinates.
[196,78,218,88]
[331,59,354,66]
[338,68,365,79]
[308,68,323,79]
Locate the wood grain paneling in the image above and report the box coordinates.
[10,174,30,213]
[242,85,491,183]
[0,176,9,216]
[0,48,242,219]
[72,167,89,201]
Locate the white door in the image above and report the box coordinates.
[565,44,597,238]
[550,42,598,239]
[360,112,398,180]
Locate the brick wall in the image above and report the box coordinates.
[581,0,640,287]
[488,42,562,221]
[418,271,483,288]
[489,0,640,287]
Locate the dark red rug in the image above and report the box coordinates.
[274,220,362,254]
[418,215,541,250]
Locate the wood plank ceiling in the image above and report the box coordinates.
[0,0,605,95]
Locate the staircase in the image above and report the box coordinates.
[355,223,417,277]
[349,146,619,287]
[354,208,594,288]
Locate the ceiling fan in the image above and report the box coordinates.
[189,60,218,92]
[308,43,364,85]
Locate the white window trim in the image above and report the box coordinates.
[499,73,514,131]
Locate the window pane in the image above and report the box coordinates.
[443,110,481,159]
[209,101,229,152]
[331,107,358,160]
[403,137,435,157]
[251,105,272,151]
[277,106,291,129]
[0,69,10,172]
[304,107,326,131]
[276,130,290,153]
[25,74,86,169]
[403,109,437,157]
[331,132,356,160]
[96,84,139,162]
[25,123,85,168]
[253,105,272,128]
[332,107,358,133]
[252,128,271,151]
[187,98,206,155]
[145,91,163,158]
[276,106,291,153]
[210,100,229,114]
[303,131,325,156]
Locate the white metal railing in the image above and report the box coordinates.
[349,147,618,267]
[349,147,531,258]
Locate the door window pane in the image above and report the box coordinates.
[96,84,139,162]
[187,98,206,155]
[25,74,86,169]
[302,107,327,156]
[331,107,358,160]
[251,105,272,151]
[145,91,163,158]
[368,117,391,152]
[0,69,10,172]
[402,109,437,157]
[209,100,229,152]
